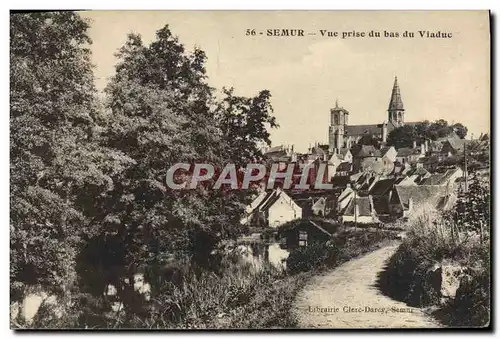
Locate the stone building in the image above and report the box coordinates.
[328,76,413,153]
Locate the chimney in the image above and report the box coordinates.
[412,140,417,149]
[425,139,429,153]
[420,143,425,155]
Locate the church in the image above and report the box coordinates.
[328,76,414,153]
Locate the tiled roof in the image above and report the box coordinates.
[344,196,372,216]
[395,185,450,209]
[396,147,420,157]
[331,175,350,188]
[444,138,472,151]
[380,146,394,157]
[337,162,352,172]
[419,173,447,185]
[255,191,280,211]
[372,196,391,215]
[265,145,284,154]
[311,146,326,155]
[356,145,381,158]
[369,177,397,196]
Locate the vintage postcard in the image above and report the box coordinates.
[10,10,491,329]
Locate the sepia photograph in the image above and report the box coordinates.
[9,10,491,330]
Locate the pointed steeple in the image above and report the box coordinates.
[388,76,404,111]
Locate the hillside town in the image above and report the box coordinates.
[242,77,490,247]
[10,11,490,330]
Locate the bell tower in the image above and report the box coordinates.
[388,76,405,126]
[328,100,349,153]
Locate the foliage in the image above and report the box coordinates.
[10,13,279,327]
[286,230,395,274]
[86,26,278,320]
[444,174,490,235]
[10,12,132,301]
[440,264,490,327]
[357,134,381,147]
[387,119,468,149]
[380,199,490,327]
[287,242,339,274]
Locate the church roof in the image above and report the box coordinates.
[389,76,404,111]
[346,124,382,136]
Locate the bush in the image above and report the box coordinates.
[286,243,339,274]
[286,230,395,275]
[380,202,491,327]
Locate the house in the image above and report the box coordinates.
[397,167,431,186]
[288,191,336,218]
[337,148,353,163]
[418,168,463,187]
[328,149,353,179]
[369,177,399,221]
[335,162,352,176]
[351,145,381,172]
[278,219,340,249]
[394,185,454,217]
[311,197,328,216]
[380,145,397,162]
[245,188,302,228]
[395,146,424,165]
[341,195,377,224]
[441,138,473,156]
[263,145,294,160]
[337,185,355,215]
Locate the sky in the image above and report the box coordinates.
[81,10,490,153]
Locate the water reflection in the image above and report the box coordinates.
[236,237,290,270]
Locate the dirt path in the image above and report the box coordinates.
[293,245,441,329]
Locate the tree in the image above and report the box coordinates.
[90,26,278,320]
[357,134,381,148]
[387,119,469,149]
[216,87,278,166]
[10,12,131,302]
[446,174,490,235]
[452,123,468,139]
[386,125,417,149]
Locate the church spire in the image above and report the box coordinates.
[388,76,404,111]
[388,76,405,126]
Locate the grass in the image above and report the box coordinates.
[14,227,399,329]
[378,204,490,327]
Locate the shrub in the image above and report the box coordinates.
[380,201,491,326]
[286,242,339,274]
[286,230,395,275]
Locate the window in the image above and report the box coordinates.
[298,231,308,247]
